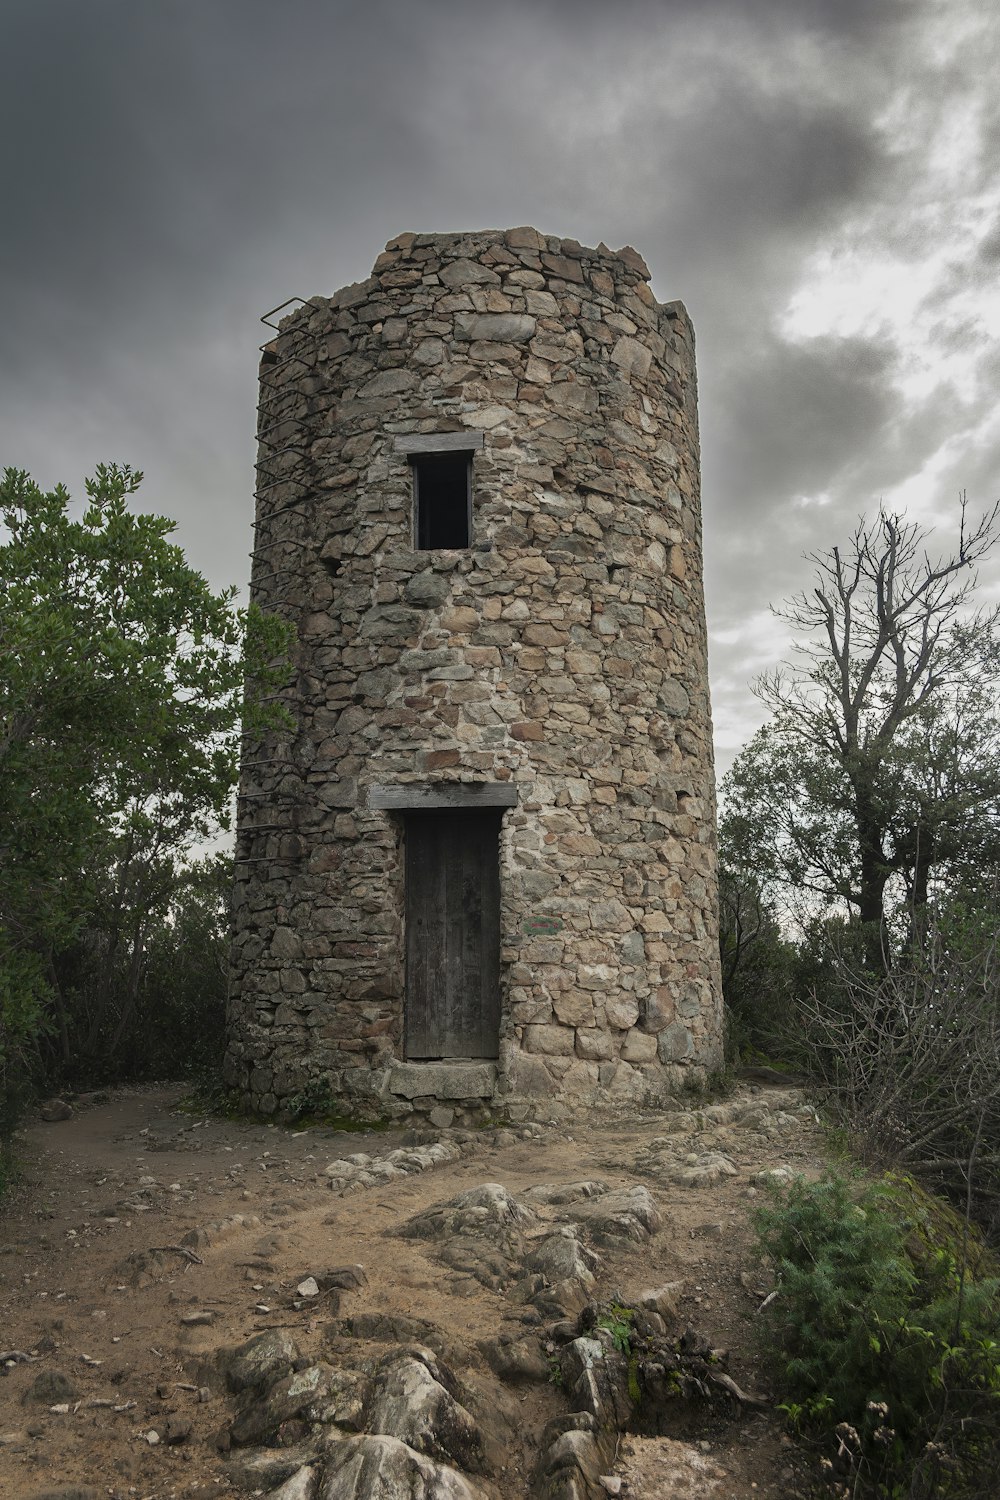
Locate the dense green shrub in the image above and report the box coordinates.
[717,865,802,1065]
[46,857,230,1086]
[755,1173,1000,1496]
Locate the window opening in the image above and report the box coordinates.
[412,451,472,549]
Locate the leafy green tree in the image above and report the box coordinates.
[722,505,1000,964]
[0,464,292,1094]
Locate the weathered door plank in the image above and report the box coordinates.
[404,810,500,1059]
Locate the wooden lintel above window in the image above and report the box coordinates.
[393,431,485,455]
[368,782,518,810]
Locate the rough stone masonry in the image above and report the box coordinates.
[225,227,724,1123]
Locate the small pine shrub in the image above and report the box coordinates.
[754,1173,1000,1495]
[285,1077,341,1123]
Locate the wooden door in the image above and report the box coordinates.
[404,810,501,1059]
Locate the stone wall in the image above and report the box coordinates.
[225,227,724,1122]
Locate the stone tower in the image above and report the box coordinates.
[225,227,724,1123]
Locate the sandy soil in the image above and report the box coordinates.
[0,1083,828,1499]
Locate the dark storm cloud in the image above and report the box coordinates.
[0,0,896,423]
[2,3,428,326]
[707,331,899,555]
[0,0,992,775]
[0,0,899,325]
[704,325,981,559]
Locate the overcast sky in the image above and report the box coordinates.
[3,0,998,777]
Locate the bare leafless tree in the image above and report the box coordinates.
[724,501,1000,966]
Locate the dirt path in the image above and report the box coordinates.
[0,1084,827,1499]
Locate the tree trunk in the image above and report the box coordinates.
[855,785,890,971]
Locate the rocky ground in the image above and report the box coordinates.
[0,1082,829,1499]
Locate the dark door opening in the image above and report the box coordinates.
[404,809,501,1059]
